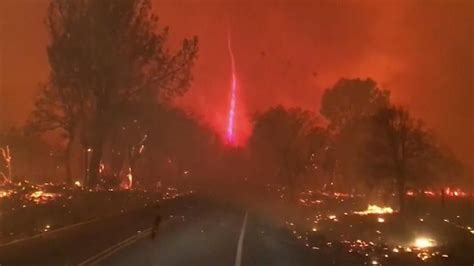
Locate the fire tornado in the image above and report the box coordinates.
[225,30,237,144]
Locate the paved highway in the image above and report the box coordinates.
[0,197,321,266]
[94,201,316,266]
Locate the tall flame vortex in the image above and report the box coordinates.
[226,30,237,144]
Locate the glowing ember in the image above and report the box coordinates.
[377,217,385,223]
[0,190,14,198]
[99,163,105,174]
[0,145,12,182]
[445,187,468,197]
[74,181,81,187]
[225,30,237,144]
[414,237,436,249]
[28,190,60,204]
[43,224,51,232]
[424,190,435,196]
[417,252,430,261]
[127,171,133,189]
[354,204,394,215]
[121,167,133,190]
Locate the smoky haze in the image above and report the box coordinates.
[0,0,472,166]
[0,2,473,265]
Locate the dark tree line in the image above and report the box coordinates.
[249,106,316,200]
[10,0,467,211]
[249,78,467,212]
[29,0,198,187]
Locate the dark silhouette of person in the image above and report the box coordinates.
[441,188,446,210]
[151,203,162,240]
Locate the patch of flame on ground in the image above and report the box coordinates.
[354,204,394,215]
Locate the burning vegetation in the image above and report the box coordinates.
[0,179,191,245]
[354,205,395,215]
[261,187,474,264]
[0,0,472,265]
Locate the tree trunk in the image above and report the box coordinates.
[128,147,137,189]
[84,147,89,185]
[87,131,104,187]
[65,135,74,185]
[397,176,406,214]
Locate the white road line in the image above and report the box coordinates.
[235,212,248,266]
[79,215,177,265]
[78,228,151,266]
[0,218,100,248]
[0,208,148,248]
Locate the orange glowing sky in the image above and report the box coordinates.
[0,0,473,165]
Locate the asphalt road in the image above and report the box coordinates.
[97,201,316,266]
[0,196,197,266]
[0,197,318,266]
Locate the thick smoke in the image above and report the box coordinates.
[0,0,472,165]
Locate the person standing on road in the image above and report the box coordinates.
[151,203,162,240]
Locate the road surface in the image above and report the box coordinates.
[0,197,321,265]
[98,201,315,266]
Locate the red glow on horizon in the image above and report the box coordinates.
[225,30,237,145]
